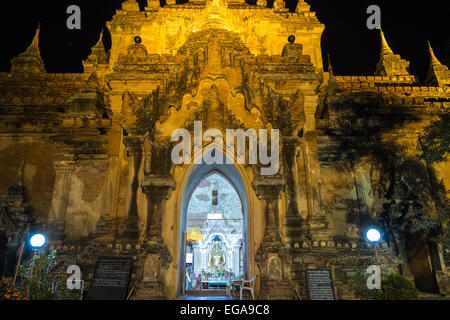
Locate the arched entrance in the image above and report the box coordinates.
[177,163,249,296]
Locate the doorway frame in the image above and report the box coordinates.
[176,163,250,296]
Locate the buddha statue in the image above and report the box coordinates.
[208,236,227,272]
[281,35,303,62]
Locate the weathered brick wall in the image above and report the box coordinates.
[0,139,55,221]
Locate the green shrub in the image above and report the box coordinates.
[348,267,378,300]
[15,250,82,300]
[376,273,419,300]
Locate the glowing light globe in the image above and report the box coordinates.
[366,228,381,243]
[29,234,46,248]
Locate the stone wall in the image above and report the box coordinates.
[0,0,449,299]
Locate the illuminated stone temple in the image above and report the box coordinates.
[0,0,449,299]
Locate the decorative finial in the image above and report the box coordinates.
[83,27,110,72]
[327,54,339,89]
[31,24,41,48]
[95,29,104,48]
[327,54,333,75]
[380,29,393,56]
[375,28,410,77]
[10,23,46,73]
[428,41,442,67]
[425,41,450,87]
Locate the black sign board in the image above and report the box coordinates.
[305,269,336,300]
[87,256,133,300]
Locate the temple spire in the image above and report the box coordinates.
[30,24,40,48]
[83,28,110,73]
[327,54,334,77]
[425,41,450,87]
[326,54,340,91]
[380,29,394,56]
[375,29,410,77]
[428,41,442,67]
[10,24,46,73]
[95,29,104,49]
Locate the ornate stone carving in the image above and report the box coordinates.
[141,137,176,242]
[142,253,161,282]
[134,229,173,299]
[268,256,282,280]
[66,72,109,120]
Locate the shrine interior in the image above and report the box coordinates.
[184,172,245,293]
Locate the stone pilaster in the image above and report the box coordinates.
[120,136,143,240]
[96,155,120,238]
[253,176,284,245]
[253,176,292,299]
[134,137,175,299]
[142,175,176,242]
[282,136,307,242]
[49,161,75,229]
[302,94,329,240]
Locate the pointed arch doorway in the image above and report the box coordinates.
[177,164,249,296]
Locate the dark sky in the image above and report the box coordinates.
[0,0,448,82]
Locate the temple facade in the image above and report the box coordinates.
[0,0,449,299]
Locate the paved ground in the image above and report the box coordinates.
[178,293,449,300]
[178,295,247,300]
[418,293,450,300]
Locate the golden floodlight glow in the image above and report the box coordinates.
[187,228,205,242]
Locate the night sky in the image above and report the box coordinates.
[0,0,448,82]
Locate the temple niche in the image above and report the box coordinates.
[185,172,244,291]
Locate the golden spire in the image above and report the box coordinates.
[95,29,104,48]
[380,29,393,56]
[326,54,340,90]
[83,27,110,73]
[327,54,334,76]
[426,41,450,87]
[375,29,410,77]
[10,24,45,73]
[30,24,41,49]
[428,41,443,67]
